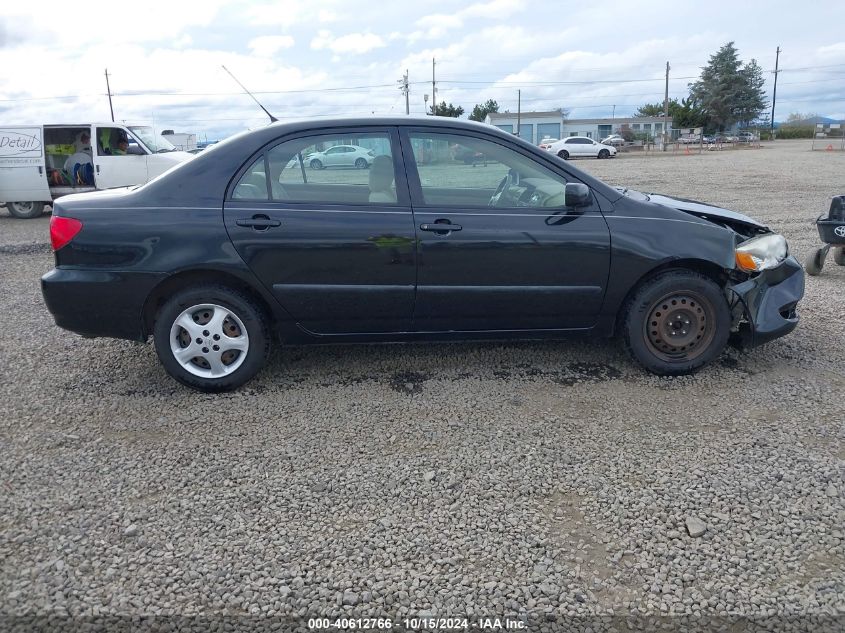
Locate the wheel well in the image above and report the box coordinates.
[142,270,276,338]
[613,259,729,334]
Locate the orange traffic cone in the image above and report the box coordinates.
[827,144,834,151]
[684,145,691,155]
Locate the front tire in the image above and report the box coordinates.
[7,201,45,219]
[623,270,730,375]
[598,149,610,159]
[153,285,270,392]
[354,158,368,169]
[557,150,569,160]
[310,159,323,170]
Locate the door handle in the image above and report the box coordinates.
[236,215,281,230]
[420,222,462,233]
[96,164,100,174]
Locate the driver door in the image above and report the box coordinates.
[93,126,148,189]
[400,128,611,332]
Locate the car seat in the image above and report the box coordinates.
[368,155,396,203]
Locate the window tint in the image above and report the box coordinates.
[232,156,269,200]
[267,133,395,204]
[408,132,570,209]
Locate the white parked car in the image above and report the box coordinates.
[306,144,374,169]
[538,138,558,151]
[548,137,617,159]
[601,134,626,147]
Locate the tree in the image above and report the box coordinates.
[689,42,768,131]
[736,59,767,127]
[432,101,464,117]
[635,97,705,129]
[469,99,499,122]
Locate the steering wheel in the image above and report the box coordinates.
[488,170,517,207]
[488,175,508,207]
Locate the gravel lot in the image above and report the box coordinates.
[1,139,843,632]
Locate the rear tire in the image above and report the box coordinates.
[623,270,730,375]
[153,285,270,392]
[804,249,824,276]
[557,150,569,160]
[7,201,44,219]
[834,247,845,267]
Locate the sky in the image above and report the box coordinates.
[1,0,844,140]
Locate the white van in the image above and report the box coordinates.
[0,123,192,218]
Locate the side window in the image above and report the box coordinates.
[407,132,570,209]
[267,133,395,204]
[232,156,269,200]
[96,127,137,156]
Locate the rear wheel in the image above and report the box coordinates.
[7,201,44,219]
[598,149,610,159]
[623,270,730,375]
[557,150,569,160]
[804,248,825,276]
[153,285,270,392]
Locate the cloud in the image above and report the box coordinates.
[318,9,339,23]
[411,0,524,41]
[311,31,386,55]
[249,35,296,57]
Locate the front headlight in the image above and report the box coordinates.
[735,233,788,273]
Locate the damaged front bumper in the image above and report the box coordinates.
[728,256,805,348]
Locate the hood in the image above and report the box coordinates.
[647,193,767,230]
[617,187,768,231]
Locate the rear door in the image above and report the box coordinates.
[93,126,148,189]
[0,126,50,203]
[400,127,611,332]
[224,127,416,334]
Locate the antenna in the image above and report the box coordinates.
[221,65,278,123]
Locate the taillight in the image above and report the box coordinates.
[50,216,83,251]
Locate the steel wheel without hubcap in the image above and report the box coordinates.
[7,201,44,219]
[644,292,715,362]
[169,303,249,378]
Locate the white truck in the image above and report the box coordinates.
[0,123,192,218]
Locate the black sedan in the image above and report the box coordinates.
[42,117,804,391]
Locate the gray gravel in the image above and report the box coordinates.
[0,139,843,631]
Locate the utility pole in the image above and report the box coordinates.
[104,68,114,122]
[662,61,670,151]
[431,58,436,115]
[771,46,781,140]
[517,89,521,138]
[397,70,409,115]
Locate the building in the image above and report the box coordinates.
[484,111,673,143]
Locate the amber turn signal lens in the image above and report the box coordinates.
[735,251,758,272]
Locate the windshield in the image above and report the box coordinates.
[128,126,177,153]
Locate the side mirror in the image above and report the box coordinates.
[565,182,591,208]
